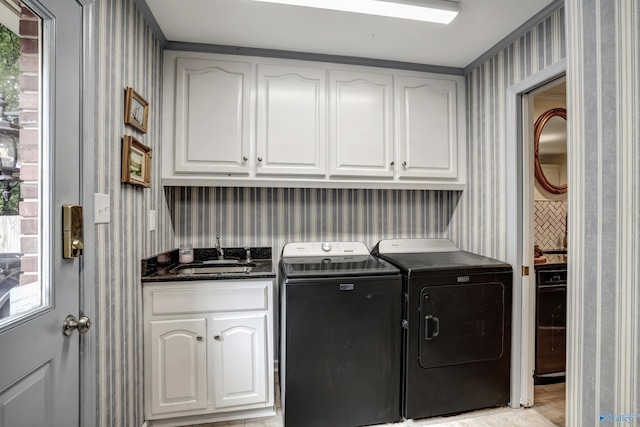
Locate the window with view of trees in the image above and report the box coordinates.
[0,23,20,216]
[1,3,43,320]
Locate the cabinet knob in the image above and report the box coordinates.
[257,157,263,162]
[402,161,407,167]
[196,336,203,342]
[242,156,248,162]
[214,335,222,341]
[390,161,395,166]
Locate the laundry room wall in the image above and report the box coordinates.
[91,0,172,426]
[565,0,640,424]
[171,187,461,259]
[450,5,566,261]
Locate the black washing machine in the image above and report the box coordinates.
[371,238,513,420]
[279,241,402,427]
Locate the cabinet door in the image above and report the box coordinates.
[150,318,207,415]
[256,65,326,176]
[329,71,394,178]
[175,58,251,174]
[210,313,268,409]
[397,76,458,178]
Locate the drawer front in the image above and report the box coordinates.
[148,281,270,315]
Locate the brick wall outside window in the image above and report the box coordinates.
[18,6,39,286]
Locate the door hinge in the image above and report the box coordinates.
[522,266,530,276]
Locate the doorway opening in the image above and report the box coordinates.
[527,78,567,427]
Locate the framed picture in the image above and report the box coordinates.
[124,87,149,133]
[121,135,152,187]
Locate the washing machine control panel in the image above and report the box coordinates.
[282,241,370,257]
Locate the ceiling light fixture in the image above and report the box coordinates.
[249,0,460,24]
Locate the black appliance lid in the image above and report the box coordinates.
[280,241,399,278]
[371,238,511,275]
[280,254,399,278]
[375,251,512,275]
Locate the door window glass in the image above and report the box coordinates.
[0,2,47,329]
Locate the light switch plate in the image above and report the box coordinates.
[149,210,156,232]
[94,193,110,224]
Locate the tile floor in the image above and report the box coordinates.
[533,382,566,427]
[192,381,560,427]
[193,406,555,427]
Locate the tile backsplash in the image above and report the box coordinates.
[534,200,568,250]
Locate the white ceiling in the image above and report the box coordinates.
[145,0,556,69]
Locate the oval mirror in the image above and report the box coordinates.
[534,107,567,194]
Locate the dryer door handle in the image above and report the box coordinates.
[424,315,440,340]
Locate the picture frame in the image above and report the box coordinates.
[121,135,152,188]
[124,87,149,133]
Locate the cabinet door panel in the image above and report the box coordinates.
[150,318,207,415]
[257,65,326,176]
[398,76,457,178]
[210,314,267,409]
[175,58,250,174]
[329,71,394,178]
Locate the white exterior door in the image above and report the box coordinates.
[0,0,83,425]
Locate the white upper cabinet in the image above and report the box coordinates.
[256,65,326,176]
[397,76,458,179]
[329,71,394,178]
[163,51,466,189]
[174,58,251,174]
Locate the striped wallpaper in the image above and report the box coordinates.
[172,187,460,358]
[565,0,640,425]
[172,187,460,261]
[453,6,566,260]
[93,0,171,426]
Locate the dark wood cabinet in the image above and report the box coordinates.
[535,264,567,383]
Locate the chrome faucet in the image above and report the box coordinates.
[245,246,252,262]
[215,235,224,260]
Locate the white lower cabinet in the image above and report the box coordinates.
[143,280,275,426]
[210,314,268,409]
[150,318,208,416]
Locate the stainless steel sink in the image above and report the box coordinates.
[173,264,255,275]
[201,259,241,265]
[169,260,273,276]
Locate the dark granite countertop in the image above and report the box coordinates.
[542,248,567,255]
[534,253,567,268]
[141,247,275,282]
[538,251,567,265]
